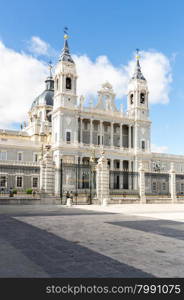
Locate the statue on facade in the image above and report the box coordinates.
[79,95,85,108]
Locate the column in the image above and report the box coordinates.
[80,118,83,144]
[111,122,114,147]
[111,159,114,170]
[120,160,123,189]
[40,161,46,191]
[90,119,93,145]
[45,156,55,195]
[40,147,55,196]
[120,123,122,148]
[134,124,138,152]
[100,121,103,146]
[129,125,131,149]
[54,156,61,196]
[139,161,146,203]
[96,152,110,205]
[170,163,177,203]
[120,160,123,171]
[132,126,134,149]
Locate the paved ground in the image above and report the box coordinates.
[0,204,184,277]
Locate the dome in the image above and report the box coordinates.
[31,77,54,109]
[31,90,53,109]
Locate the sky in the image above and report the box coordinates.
[0,0,184,154]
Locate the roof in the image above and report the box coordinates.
[132,58,146,81]
[59,39,74,64]
[31,77,54,109]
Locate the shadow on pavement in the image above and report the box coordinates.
[108,219,184,241]
[0,215,154,278]
[0,206,116,217]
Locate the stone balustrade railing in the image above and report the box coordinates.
[0,160,39,167]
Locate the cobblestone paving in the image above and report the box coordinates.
[0,205,184,277]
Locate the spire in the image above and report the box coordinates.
[59,27,74,63]
[132,49,146,81]
[45,61,54,91]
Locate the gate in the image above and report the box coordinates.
[176,174,184,196]
[109,170,139,195]
[60,161,96,204]
[145,172,170,196]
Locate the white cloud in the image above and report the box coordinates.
[140,51,172,104]
[151,144,169,153]
[74,50,172,104]
[27,36,57,57]
[0,37,173,129]
[73,54,129,100]
[0,41,47,128]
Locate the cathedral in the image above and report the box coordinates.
[0,34,184,202]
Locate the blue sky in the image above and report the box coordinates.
[0,0,184,154]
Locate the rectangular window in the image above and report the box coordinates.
[0,151,7,160]
[17,152,23,161]
[66,131,71,142]
[94,124,98,131]
[33,153,38,162]
[32,177,38,188]
[116,161,120,169]
[162,182,166,191]
[181,183,184,192]
[0,176,6,187]
[98,135,100,145]
[141,141,145,150]
[84,122,88,130]
[152,182,157,192]
[16,176,23,188]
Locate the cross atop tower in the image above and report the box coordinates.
[48,60,53,77]
[59,27,74,63]
[64,26,69,40]
[136,48,140,60]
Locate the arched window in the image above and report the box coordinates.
[130,94,134,104]
[141,140,145,150]
[140,92,145,104]
[66,77,72,90]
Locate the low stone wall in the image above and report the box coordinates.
[0,195,61,205]
[110,195,140,204]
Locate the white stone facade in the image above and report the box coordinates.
[0,37,184,199]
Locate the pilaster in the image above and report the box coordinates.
[96,152,110,205]
[129,125,131,149]
[120,123,122,148]
[111,122,114,147]
[139,161,146,203]
[170,163,177,203]
[90,119,93,145]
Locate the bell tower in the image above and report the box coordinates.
[54,32,77,110]
[52,30,79,195]
[127,49,149,121]
[127,49,151,153]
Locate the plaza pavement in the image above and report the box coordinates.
[0,203,184,277]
